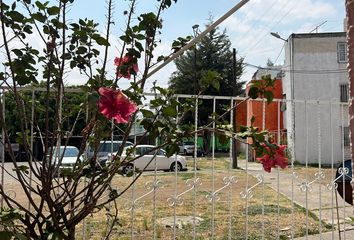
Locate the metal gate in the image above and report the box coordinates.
[0,88,353,239]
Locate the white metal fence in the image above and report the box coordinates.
[0,89,353,239]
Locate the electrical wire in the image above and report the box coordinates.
[273,44,284,64]
[242,0,298,59]
[233,0,280,45]
[244,62,348,75]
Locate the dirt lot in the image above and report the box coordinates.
[1,158,328,239]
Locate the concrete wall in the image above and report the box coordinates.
[283,32,349,165]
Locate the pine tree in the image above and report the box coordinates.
[169,23,244,152]
[169,26,244,96]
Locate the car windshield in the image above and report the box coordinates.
[184,141,194,145]
[98,141,133,152]
[101,142,120,152]
[54,147,79,157]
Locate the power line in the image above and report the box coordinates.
[244,62,348,74]
[241,0,296,58]
[233,0,279,45]
[273,44,284,65]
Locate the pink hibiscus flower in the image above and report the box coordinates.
[98,87,137,124]
[114,55,139,80]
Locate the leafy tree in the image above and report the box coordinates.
[4,84,88,142]
[0,0,280,239]
[169,22,244,152]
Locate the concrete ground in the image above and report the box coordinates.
[238,160,354,239]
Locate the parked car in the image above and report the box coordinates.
[179,141,205,157]
[107,145,187,174]
[179,141,195,155]
[51,146,83,175]
[87,140,133,167]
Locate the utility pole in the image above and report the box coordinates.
[345,0,354,205]
[232,48,238,169]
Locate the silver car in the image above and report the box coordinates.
[87,140,133,166]
[108,145,187,174]
[179,141,195,155]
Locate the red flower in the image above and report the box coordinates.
[257,154,275,173]
[114,55,139,79]
[257,144,288,172]
[274,145,288,169]
[98,87,137,124]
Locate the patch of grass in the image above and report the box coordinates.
[179,172,197,181]
[293,202,333,230]
[247,204,292,216]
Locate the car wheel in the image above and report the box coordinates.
[123,164,134,175]
[170,162,182,172]
[184,150,187,155]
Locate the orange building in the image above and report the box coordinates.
[235,78,285,143]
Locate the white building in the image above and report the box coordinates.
[252,65,283,80]
[282,32,349,165]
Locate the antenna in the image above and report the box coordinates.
[309,21,327,33]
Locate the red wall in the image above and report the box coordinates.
[240,78,284,133]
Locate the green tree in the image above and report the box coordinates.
[169,22,244,152]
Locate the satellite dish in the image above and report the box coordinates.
[335,159,353,205]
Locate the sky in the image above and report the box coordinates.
[1,0,347,91]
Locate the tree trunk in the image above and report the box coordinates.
[346,0,354,205]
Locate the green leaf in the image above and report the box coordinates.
[7,11,24,22]
[76,46,87,54]
[13,165,29,174]
[47,6,60,15]
[35,1,46,10]
[12,49,23,57]
[165,143,179,157]
[92,34,110,46]
[162,106,177,117]
[61,53,71,60]
[248,86,259,99]
[135,41,144,52]
[250,116,255,125]
[140,109,154,118]
[11,2,16,10]
[264,91,274,104]
[135,34,145,40]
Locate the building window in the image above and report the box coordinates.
[340,84,348,102]
[337,42,347,63]
[280,94,286,112]
[342,126,350,147]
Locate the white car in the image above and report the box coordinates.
[51,146,83,174]
[107,145,187,174]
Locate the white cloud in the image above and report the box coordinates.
[219,0,342,83]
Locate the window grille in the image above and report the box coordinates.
[343,126,350,147]
[337,42,347,63]
[340,84,348,102]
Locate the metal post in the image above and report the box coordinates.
[29,88,35,211]
[232,48,238,169]
[0,89,5,208]
[193,25,199,95]
[344,0,354,209]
